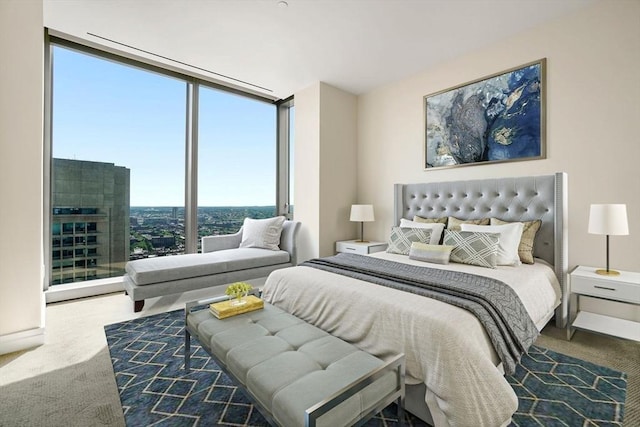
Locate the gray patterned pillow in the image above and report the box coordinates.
[387,227,432,255]
[443,230,500,268]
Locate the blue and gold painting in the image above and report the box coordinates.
[425,59,545,169]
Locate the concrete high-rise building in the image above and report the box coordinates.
[51,159,130,285]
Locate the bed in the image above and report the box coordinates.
[262,173,568,427]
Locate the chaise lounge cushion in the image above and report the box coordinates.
[125,247,290,286]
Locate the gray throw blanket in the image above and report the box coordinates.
[301,253,538,375]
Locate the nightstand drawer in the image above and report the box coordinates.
[572,275,640,304]
[335,240,387,255]
[336,242,368,254]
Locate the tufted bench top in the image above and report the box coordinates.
[186,301,404,427]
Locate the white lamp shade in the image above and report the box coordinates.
[588,204,629,235]
[350,204,375,222]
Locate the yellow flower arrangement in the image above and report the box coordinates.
[225,282,253,303]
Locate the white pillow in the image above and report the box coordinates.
[239,216,285,250]
[399,218,445,245]
[460,222,524,266]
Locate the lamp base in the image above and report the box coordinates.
[354,239,370,243]
[595,269,620,276]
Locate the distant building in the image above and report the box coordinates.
[151,236,175,248]
[51,159,130,285]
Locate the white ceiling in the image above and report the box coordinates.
[44,0,594,100]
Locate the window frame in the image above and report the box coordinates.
[43,31,292,292]
[276,96,294,219]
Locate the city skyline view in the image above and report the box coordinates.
[50,157,282,285]
[129,205,277,255]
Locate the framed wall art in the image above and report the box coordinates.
[424,58,546,170]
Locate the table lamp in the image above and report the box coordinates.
[350,204,375,242]
[588,204,629,275]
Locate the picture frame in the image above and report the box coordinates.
[424,58,546,170]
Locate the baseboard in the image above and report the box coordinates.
[46,277,124,303]
[0,326,45,355]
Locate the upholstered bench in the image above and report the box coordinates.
[184,296,405,427]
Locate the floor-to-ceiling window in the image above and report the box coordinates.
[46,37,291,295]
[50,46,186,285]
[289,105,295,217]
[197,86,277,248]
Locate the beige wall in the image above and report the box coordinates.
[293,83,321,262]
[357,0,640,274]
[0,0,45,353]
[318,83,358,256]
[294,82,358,260]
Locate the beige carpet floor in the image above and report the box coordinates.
[1,288,638,427]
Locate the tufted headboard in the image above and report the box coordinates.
[393,172,569,327]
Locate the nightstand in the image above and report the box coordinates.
[569,265,640,341]
[335,240,387,255]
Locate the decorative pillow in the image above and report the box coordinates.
[447,216,490,231]
[239,216,285,250]
[387,227,432,255]
[443,230,499,268]
[491,218,542,264]
[413,215,448,225]
[409,242,454,265]
[461,222,524,266]
[399,219,445,245]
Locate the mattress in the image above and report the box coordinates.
[262,252,560,427]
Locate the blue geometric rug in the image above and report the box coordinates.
[105,310,627,426]
[509,346,626,426]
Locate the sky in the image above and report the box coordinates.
[52,46,277,206]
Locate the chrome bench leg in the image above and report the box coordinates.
[184,328,191,372]
[397,398,405,427]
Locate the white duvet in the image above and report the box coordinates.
[262,252,561,427]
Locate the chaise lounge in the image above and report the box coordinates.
[123,219,301,312]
